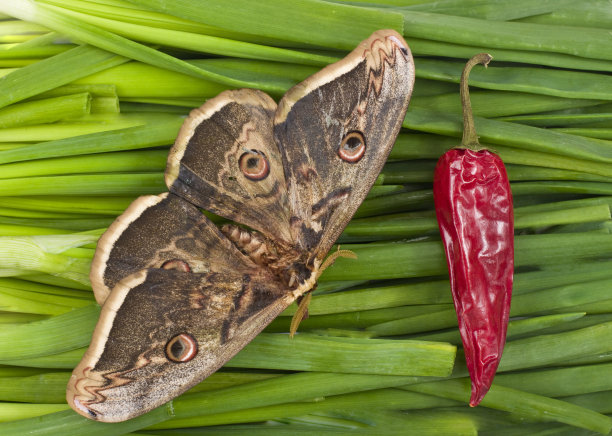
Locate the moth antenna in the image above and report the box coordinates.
[317,247,358,280]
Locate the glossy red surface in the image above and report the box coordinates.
[433,148,514,406]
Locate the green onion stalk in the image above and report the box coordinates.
[0,1,611,434]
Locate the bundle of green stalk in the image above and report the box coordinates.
[0,0,611,434]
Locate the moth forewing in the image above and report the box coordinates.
[165,88,294,245]
[273,29,414,257]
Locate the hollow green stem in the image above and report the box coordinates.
[0,93,91,128]
[0,115,182,164]
[0,44,126,109]
[0,149,167,179]
[404,378,612,434]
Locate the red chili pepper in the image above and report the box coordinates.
[433,53,514,407]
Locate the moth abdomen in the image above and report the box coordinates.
[221,224,277,266]
[220,223,315,290]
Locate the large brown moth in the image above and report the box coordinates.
[67,29,415,422]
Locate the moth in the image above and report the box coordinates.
[67,29,415,422]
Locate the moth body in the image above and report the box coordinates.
[221,223,317,290]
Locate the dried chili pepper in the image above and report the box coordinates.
[433,53,514,407]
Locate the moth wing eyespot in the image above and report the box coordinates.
[165,333,198,363]
[338,131,366,163]
[161,259,191,272]
[239,150,270,181]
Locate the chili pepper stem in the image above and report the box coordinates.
[460,53,493,150]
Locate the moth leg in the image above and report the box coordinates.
[289,291,312,337]
[289,248,358,336]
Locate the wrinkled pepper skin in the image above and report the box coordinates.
[433,148,514,407]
